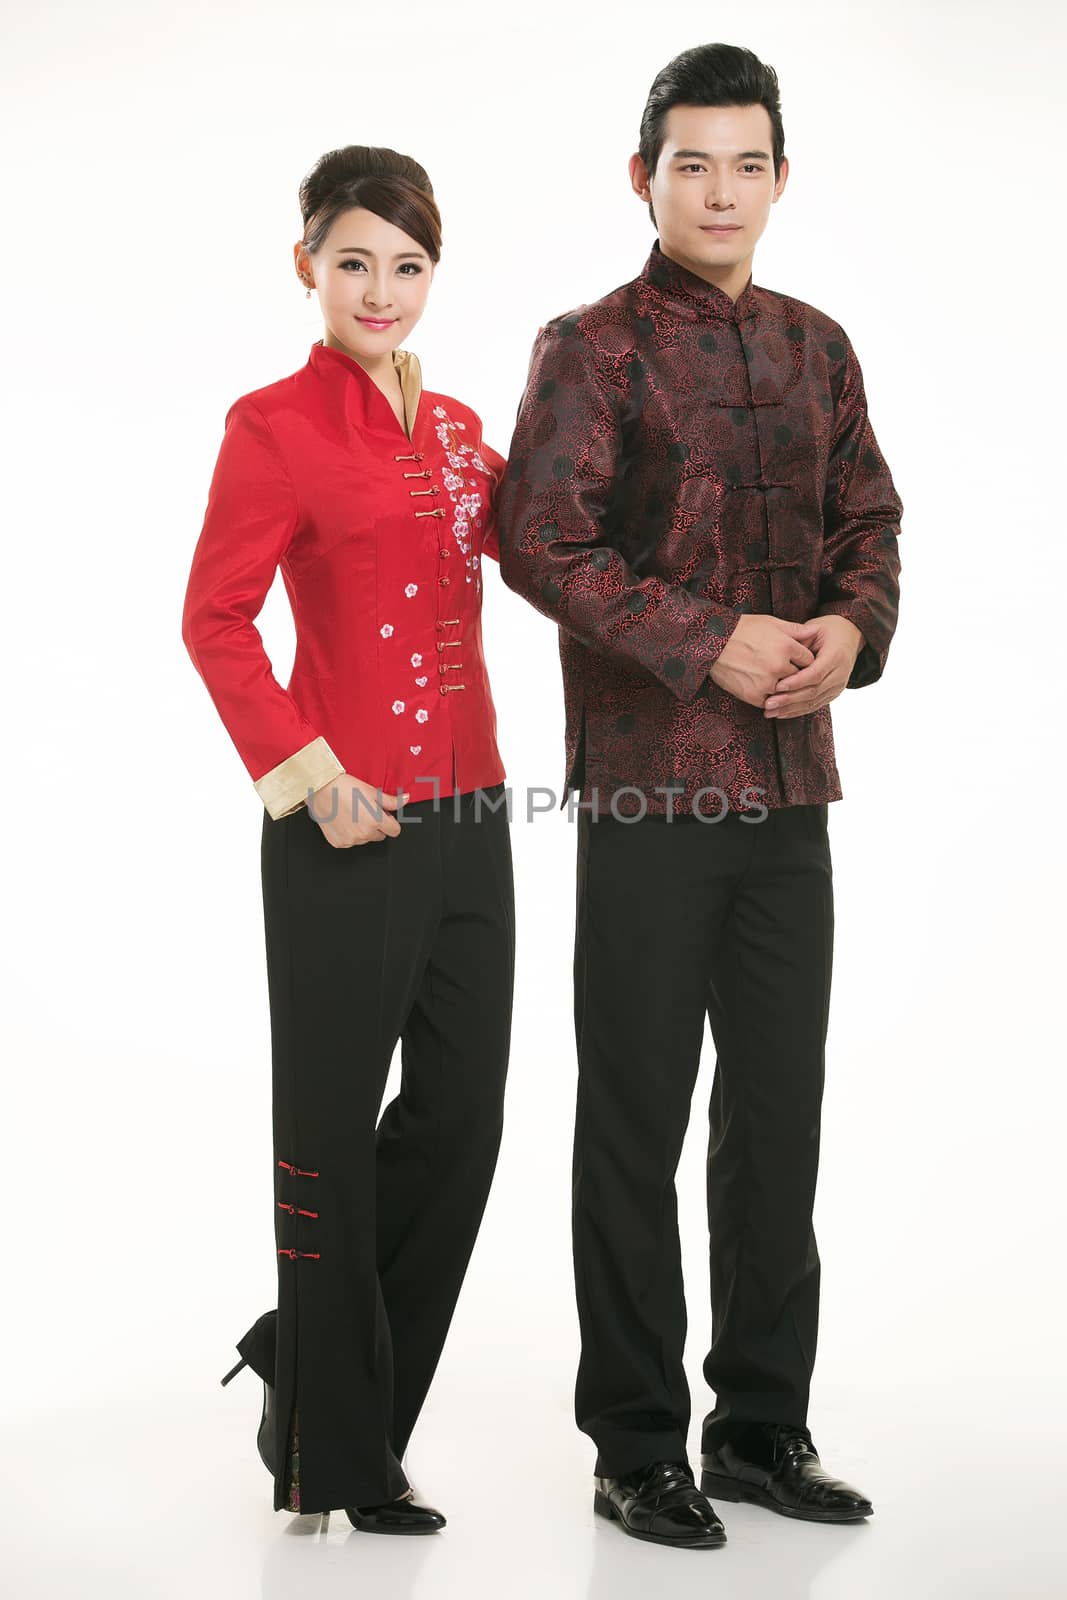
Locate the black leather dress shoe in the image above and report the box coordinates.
[594,1460,727,1548]
[700,1423,873,1523]
[345,1497,446,1534]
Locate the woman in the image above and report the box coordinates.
[181,145,515,1531]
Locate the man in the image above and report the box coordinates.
[496,42,902,1549]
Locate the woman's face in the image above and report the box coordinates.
[297,206,434,359]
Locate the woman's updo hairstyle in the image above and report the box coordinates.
[299,146,442,264]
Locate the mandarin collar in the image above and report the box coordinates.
[640,238,759,322]
[308,338,423,441]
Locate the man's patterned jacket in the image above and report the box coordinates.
[496,239,903,816]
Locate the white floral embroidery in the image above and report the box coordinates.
[410,744,421,755]
[392,699,405,715]
[380,623,394,639]
[415,675,428,687]
[404,583,418,598]
[433,405,492,588]
[415,708,429,724]
[410,652,422,667]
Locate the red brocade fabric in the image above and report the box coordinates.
[496,240,903,815]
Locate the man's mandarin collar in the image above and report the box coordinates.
[640,238,758,322]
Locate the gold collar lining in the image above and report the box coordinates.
[392,347,423,441]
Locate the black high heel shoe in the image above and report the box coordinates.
[220,1309,278,1475]
[221,1311,444,1528]
[345,1498,447,1534]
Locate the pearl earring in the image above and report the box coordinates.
[305,286,311,298]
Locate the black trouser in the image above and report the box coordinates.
[571,802,833,1477]
[259,783,514,1513]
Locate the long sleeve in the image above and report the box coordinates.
[181,396,345,818]
[814,330,903,688]
[496,321,740,701]
[478,440,508,564]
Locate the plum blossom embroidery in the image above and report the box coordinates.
[392,700,405,715]
[404,583,418,598]
[380,624,394,639]
[410,653,422,668]
[415,675,428,687]
[432,404,492,593]
[415,709,429,724]
[410,745,422,755]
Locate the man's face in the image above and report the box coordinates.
[631,103,788,279]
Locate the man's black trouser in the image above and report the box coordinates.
[571,801,834,1477]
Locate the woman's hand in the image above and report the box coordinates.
[307,773,409,849]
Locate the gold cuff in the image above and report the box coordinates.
[254,737,345,820]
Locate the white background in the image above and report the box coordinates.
[2,1,1064,1596]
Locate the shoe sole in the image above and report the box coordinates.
[699,1471,872,1523]
[593,1490,727,1548]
